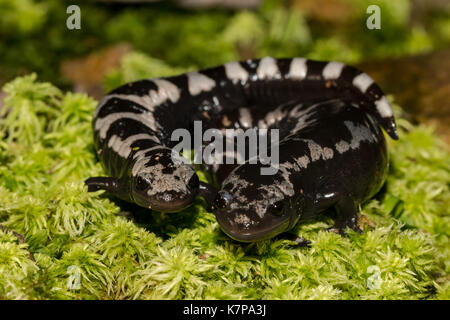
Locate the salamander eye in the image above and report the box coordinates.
[188,174,199,190]
[135,176,149,191]
[269,200,284,216]
[214,191,232,210]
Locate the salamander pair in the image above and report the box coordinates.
[85,57,398,242]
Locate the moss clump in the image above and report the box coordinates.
[0,74,448,300]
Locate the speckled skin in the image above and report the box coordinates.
[215,99,389,241]
[85,57,398,242]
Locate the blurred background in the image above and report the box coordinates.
[1,0,449,142]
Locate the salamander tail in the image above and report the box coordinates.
[345,67,399,140]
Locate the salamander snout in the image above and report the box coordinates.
[213,190,291,242]
[131,150,200,212]
[132,169,199,212]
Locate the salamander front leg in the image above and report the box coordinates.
[278,233,311,247]
[85,177,121,194]
[198,181,218,210]
[328,195,362,235]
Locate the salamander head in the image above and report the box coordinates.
[131,149,199,212]
[213,163,304,242]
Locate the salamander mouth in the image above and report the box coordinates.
[133,189,198,213]
[215,209,290,242]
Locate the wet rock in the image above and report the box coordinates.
[60,43,132,99]
[411,0,450,23]
[292,0,355,24]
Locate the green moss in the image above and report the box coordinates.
[1,0,449,86]
[0,74,448,300]
[1,0,447,300]
[103,53,190,93]
[0,0,47,34]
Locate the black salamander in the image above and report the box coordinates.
[85,57,398,242]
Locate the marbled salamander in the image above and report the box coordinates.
[86,57,398,242]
